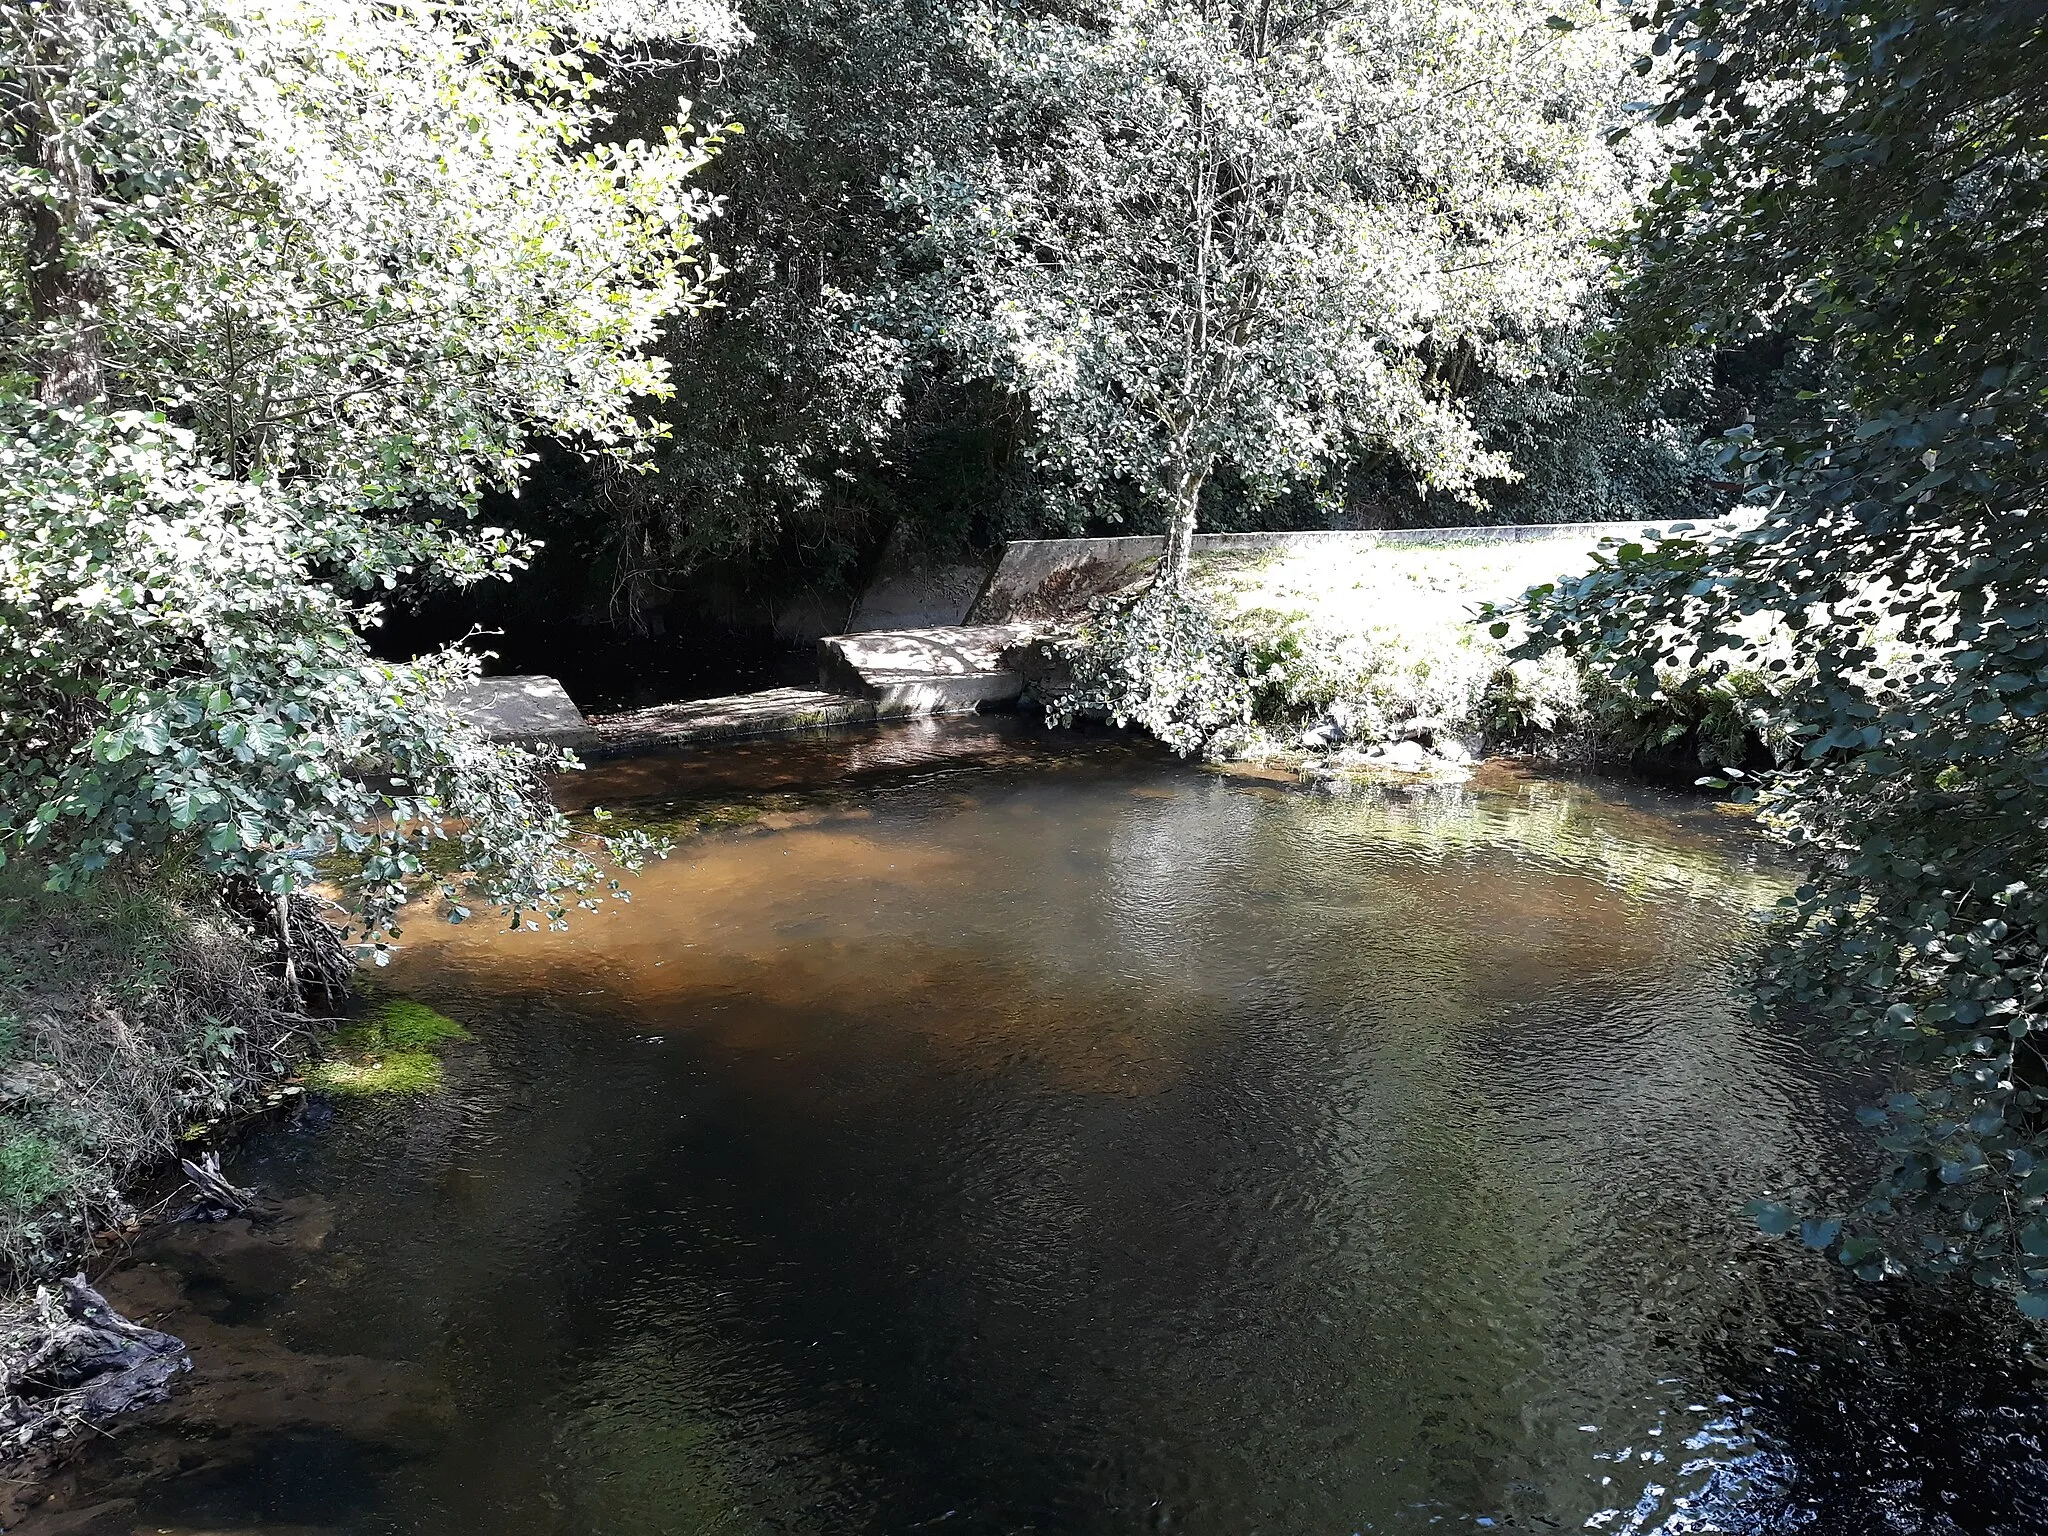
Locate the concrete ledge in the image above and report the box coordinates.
[443,675,596,750]
[589,688,883,754]
[864,672,1025,713]
[818,625,1038,714]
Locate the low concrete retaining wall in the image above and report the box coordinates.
[967,519,1714,624]
[442,675,598,750]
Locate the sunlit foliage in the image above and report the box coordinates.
[894,0,1657,579]
[1,0,729,939]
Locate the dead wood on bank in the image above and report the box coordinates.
[0,1276,189,1455]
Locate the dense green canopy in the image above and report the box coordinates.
[2,0,726,941]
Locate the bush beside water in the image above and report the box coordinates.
[1040,542,1786,777]
[0,869,475,1277]
[0,873,304,1281]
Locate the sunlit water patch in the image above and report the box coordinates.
[19,720,2046,1535]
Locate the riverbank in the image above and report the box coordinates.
[1025,535,1781,783]
[0,875,321,1279]
[0,871,359,1461]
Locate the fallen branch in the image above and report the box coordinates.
[176,1150,258,1222]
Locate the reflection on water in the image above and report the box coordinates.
[19,720,2047,1535]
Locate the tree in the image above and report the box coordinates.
[1,0,732,946]
[893,0,1651,583]
[1496,0,2048,1316]
[557,0,1049,620]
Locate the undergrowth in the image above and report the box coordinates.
[0,868,306,1282]
[1039,542,1788,774]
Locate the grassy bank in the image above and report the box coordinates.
[0,873,315,1282]
[1044,535,1784,779]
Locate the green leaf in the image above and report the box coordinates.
[1751,1200,1795,1237]
[1799,1217,1841,1250]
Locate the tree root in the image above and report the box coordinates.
[0,1276,188,1456]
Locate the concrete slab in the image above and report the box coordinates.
[817,625,1036,713]
[590,688,882,754]
[443,675,596,749]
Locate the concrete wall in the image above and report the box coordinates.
[443,675,597,749]
[846,564,989,632]
[966,519,1719,624]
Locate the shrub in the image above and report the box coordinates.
[1581,666,1782,776]
[1045,585,1255,758]
[1476,657,1587,751]
[0,870,302,1279]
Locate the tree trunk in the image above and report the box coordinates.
[13,0,106,408]
[1157,457,1210,587]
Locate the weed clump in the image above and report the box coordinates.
[1040,541,1789,776]
[305,1000,470,1097]
[1045,583,1255,757]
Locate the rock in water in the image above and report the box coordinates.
[1300,701,1361,750]
[1373,740,1432,771]
[0,1275,189,1454]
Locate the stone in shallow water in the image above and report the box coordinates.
[1372,739,1433,771]
[441,675,594,749]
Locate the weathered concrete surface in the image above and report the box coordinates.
[443,675,596,749]
[817,625,1037,714]
[967,520,1723,625]
[847,564,990,632]
[590,688,883,755]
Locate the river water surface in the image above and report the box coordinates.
[21,721,2048,1534]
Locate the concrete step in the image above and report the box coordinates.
[816,624,1037,713]
[443,675,598,749]
[590,688,882,754]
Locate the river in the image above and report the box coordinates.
[19,720,2047,1534]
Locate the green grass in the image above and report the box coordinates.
[0,1127,64,1218]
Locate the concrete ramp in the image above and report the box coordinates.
[817,625,1037,714]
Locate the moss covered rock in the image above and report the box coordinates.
[306,1000,471,1098]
